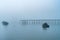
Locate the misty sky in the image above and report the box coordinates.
[0,0,60,20]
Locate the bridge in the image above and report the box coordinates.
[19,19,60,25]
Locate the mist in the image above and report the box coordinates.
[0,0,60,40]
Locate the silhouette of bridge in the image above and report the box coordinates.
[19,19,60,25]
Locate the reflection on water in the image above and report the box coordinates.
[0,19,60,40]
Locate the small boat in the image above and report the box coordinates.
[2,21,9,26]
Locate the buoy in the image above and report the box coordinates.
[2,21,9,26]
[42,23,49,29]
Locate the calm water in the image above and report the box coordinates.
[0,20,60,40]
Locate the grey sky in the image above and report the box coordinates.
[0,0,60,19]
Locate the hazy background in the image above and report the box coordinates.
[0,0,60,20]
[0,0,60,40]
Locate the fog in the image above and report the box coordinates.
[0,0,60,40]
[0,0,60,19]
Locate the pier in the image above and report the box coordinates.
[20,19,60,25]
